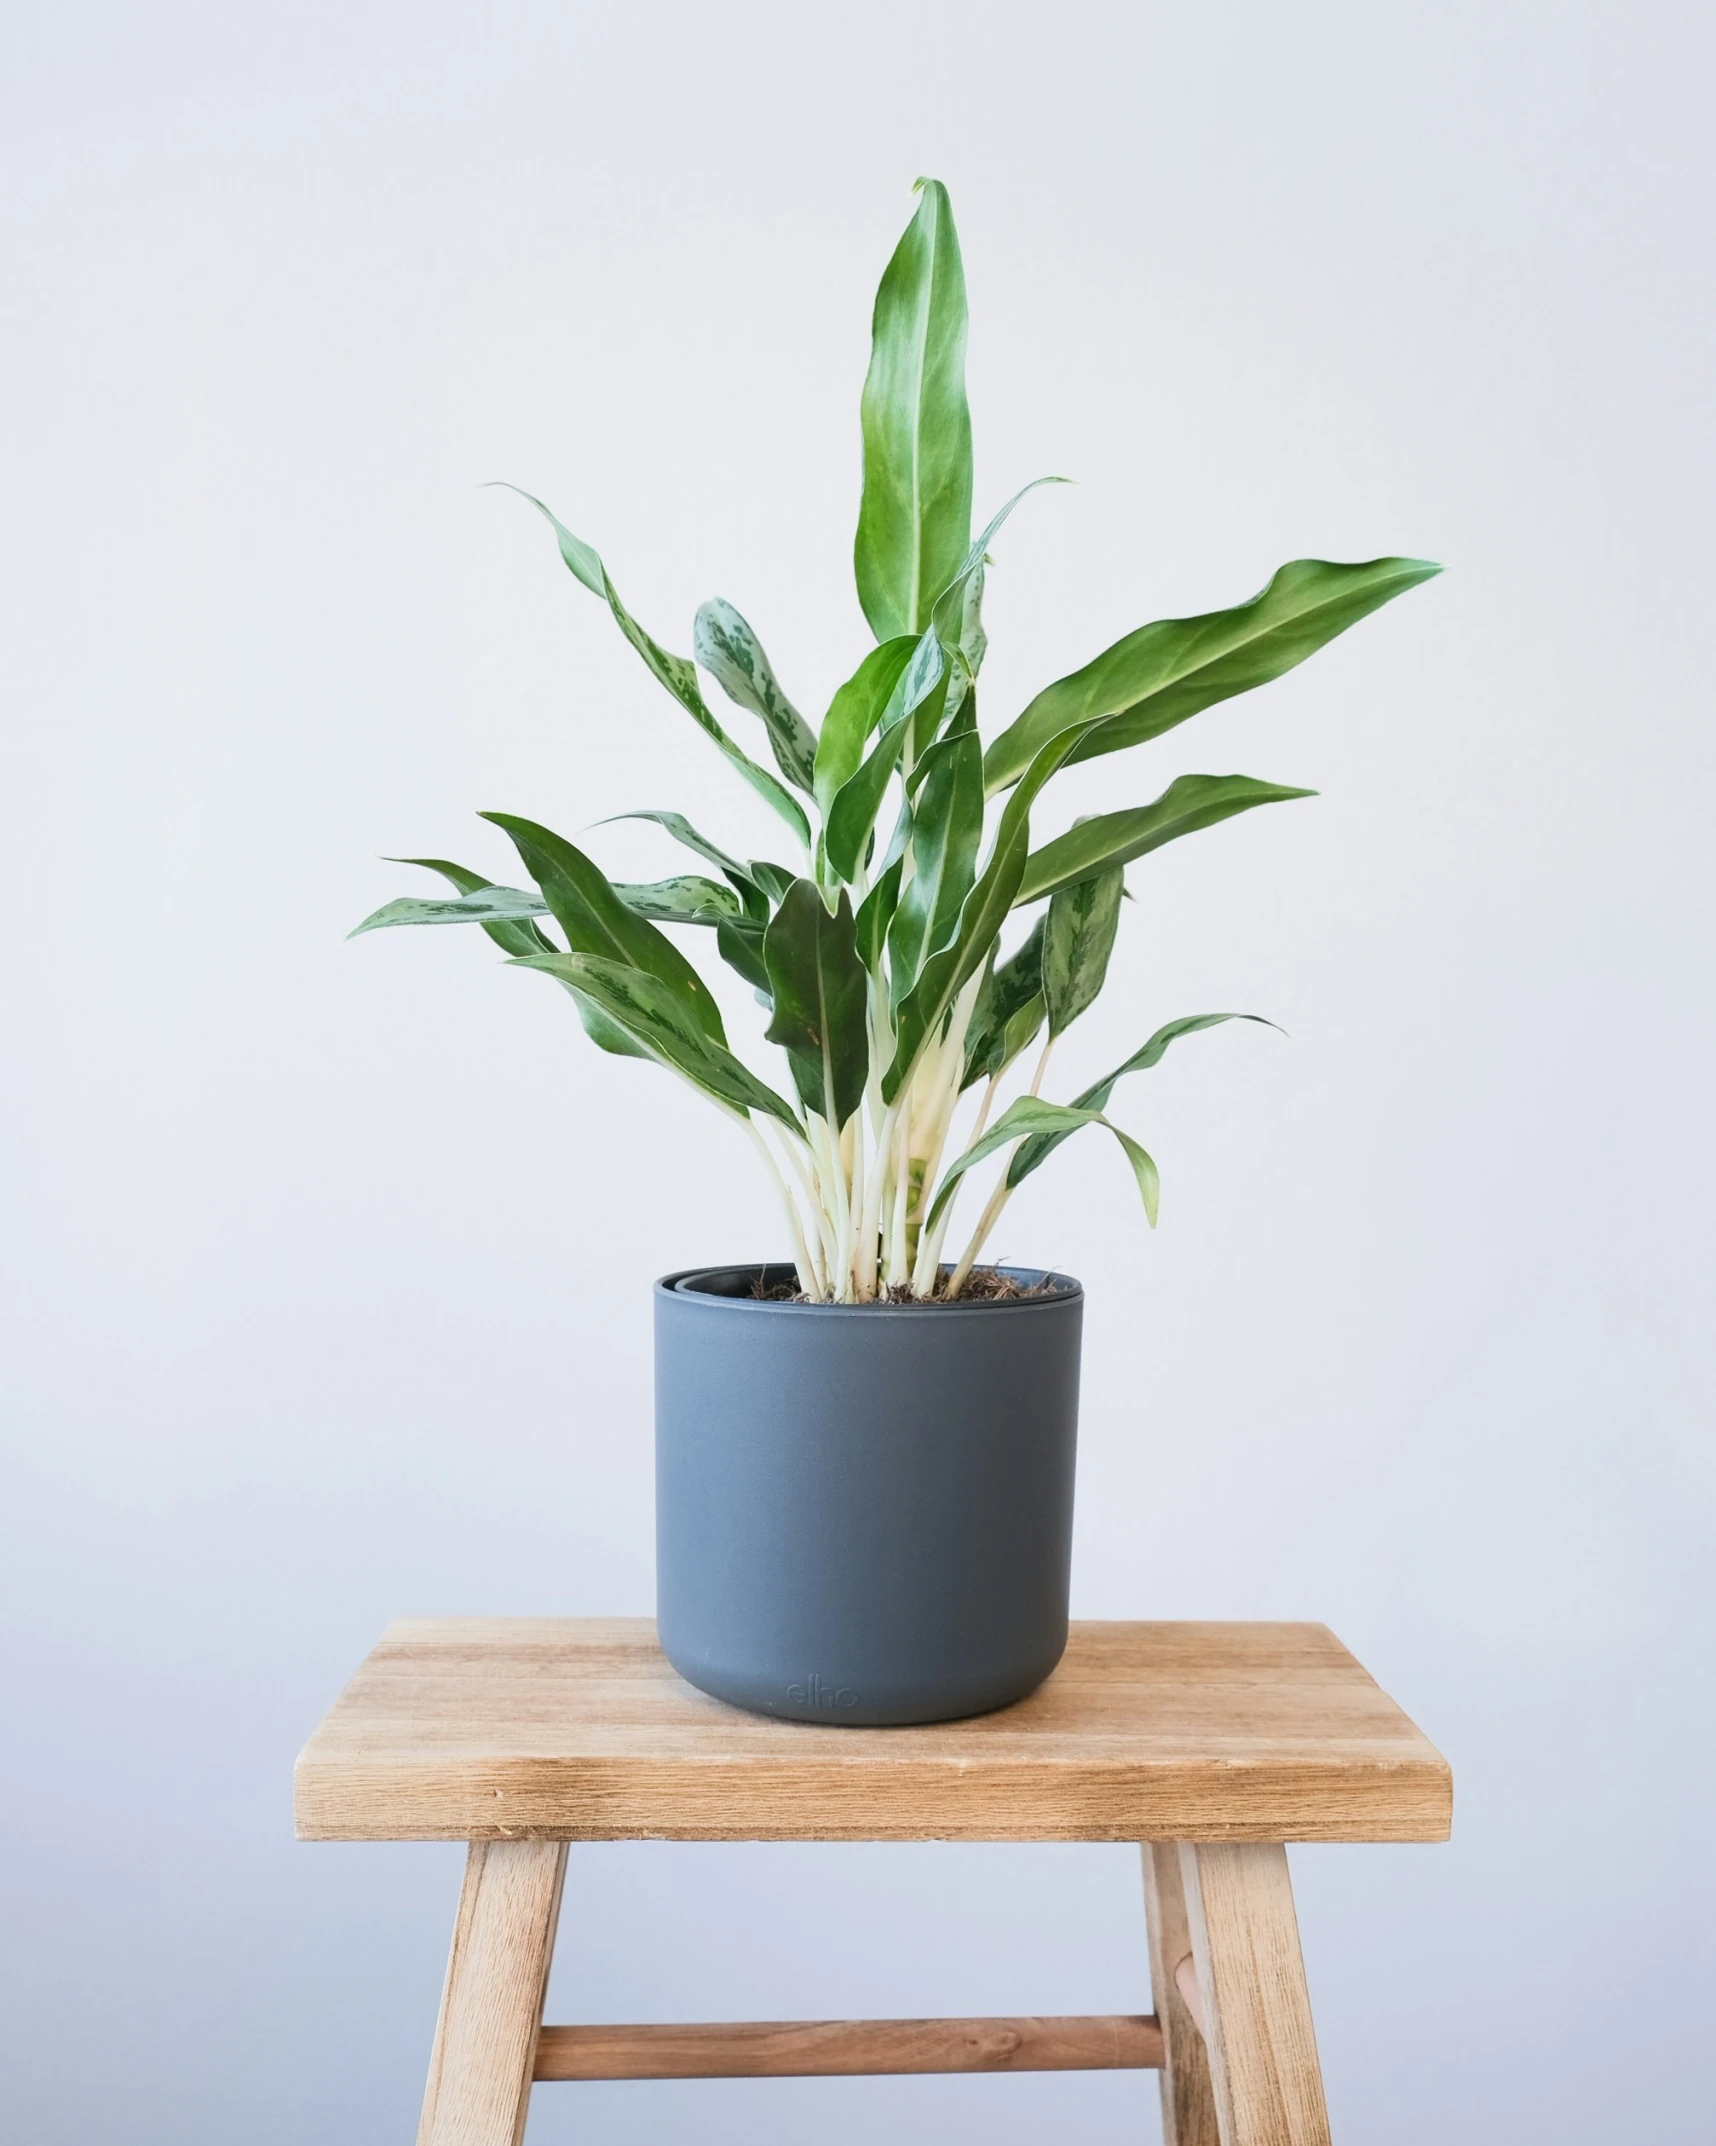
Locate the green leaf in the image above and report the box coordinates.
[380,857,556,960]
[983,556,1442,795]
[813,635,918,819]
[612,875,742,926]
[854,853,903,969]
[744,859,799,908]
[1042,864,1123,1036]
[882,723,1084,1101]
[1016,774,1316,907]
[854,179,972,641]
[924,1096,1159,1231]
[376,857,645,1057]
[693,598,818,795]
[886,709,984,1006]
[962,916,1047,1088]
[595,810,770,917]
[513,951,802,1131]
[715,914,771,995]
[497,486,810,848]
[823,663,947,884]
[926,477,1066,649]
[762,881,870,1129]
[349,885,550,938]
[1008,1013,1279,1187]
[481,812,726,1046]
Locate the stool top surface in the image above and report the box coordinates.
[294,1619,1450,1844]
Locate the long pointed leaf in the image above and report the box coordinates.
[481,812,726,1045]
[381,856,646,1057]
[1008,1013,1280,1186]
[612,876,742,926]
[1016,775,1316,908]
[381,857,556,960]
[716,914,771,995]
[927,477,1066,647]
[924,1096,1159,1231]
[882,722,1084,1100]
[513,952,802,1131]
[498,486,810,847]
[962,917,1047,1088]
[762,881,870,1129]
[1042,865,1124,1035]
[886,710,983,1007]
[349,886,550,937]
[984,556,1441,795]
[595,810,769,917]
[693,599,818,794]
[824,659,946,883]
[813,636,918,819]
[854,179,972,640]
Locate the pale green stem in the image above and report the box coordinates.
[776,1115,837,1285]
[855,1094,899,1300]
[837,1107,862,1300]
[744,1118,822,1296]
[884,1096,912,1287]
[944,1035,1059,1296]
[811,1110,854,1302]
[908,977,987,1295]
[912,1063,1003,1293]
[946,1167,1016,1300]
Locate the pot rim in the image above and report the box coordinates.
[657,1261,1082,1314]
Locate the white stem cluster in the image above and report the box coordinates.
[746,965,1041,1303]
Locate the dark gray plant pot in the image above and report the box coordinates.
[654,1263,1083,1727]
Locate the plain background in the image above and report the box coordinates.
[3,3,1713,2139]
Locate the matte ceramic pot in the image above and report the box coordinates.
[654,1263,1083,1726]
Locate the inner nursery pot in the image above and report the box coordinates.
[654,1263,1083,1727]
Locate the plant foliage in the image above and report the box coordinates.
[355,180,1438,1298]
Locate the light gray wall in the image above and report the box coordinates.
[3,3,1712,2140]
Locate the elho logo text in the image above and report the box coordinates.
[787,1674,859,1709]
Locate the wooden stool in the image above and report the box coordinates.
[295,1619,1450,2145]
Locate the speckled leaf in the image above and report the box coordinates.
[498,486,810,848]
[1042,864,1123,1036]
[612,876,742,926]
[693,598,818,795]
[481,812,725,1046]
[595,811,770,919]
[961,916,1047,1088]
[349,885,550,938]
[762,880,870,1129]
[512,951,802,1130]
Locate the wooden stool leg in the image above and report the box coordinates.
[1142,1843,1220,2145]
[417,1839,568,2146]
[1176,1844,1331,2146]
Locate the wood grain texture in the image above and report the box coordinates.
[1179,1843,1331,2146]
[533,2013,1163,2080]
[294,1620,1451,1844]
[1142,1843,1220,2146]
[416,1839,566,2146]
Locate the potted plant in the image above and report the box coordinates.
[355,180,1437,1726]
